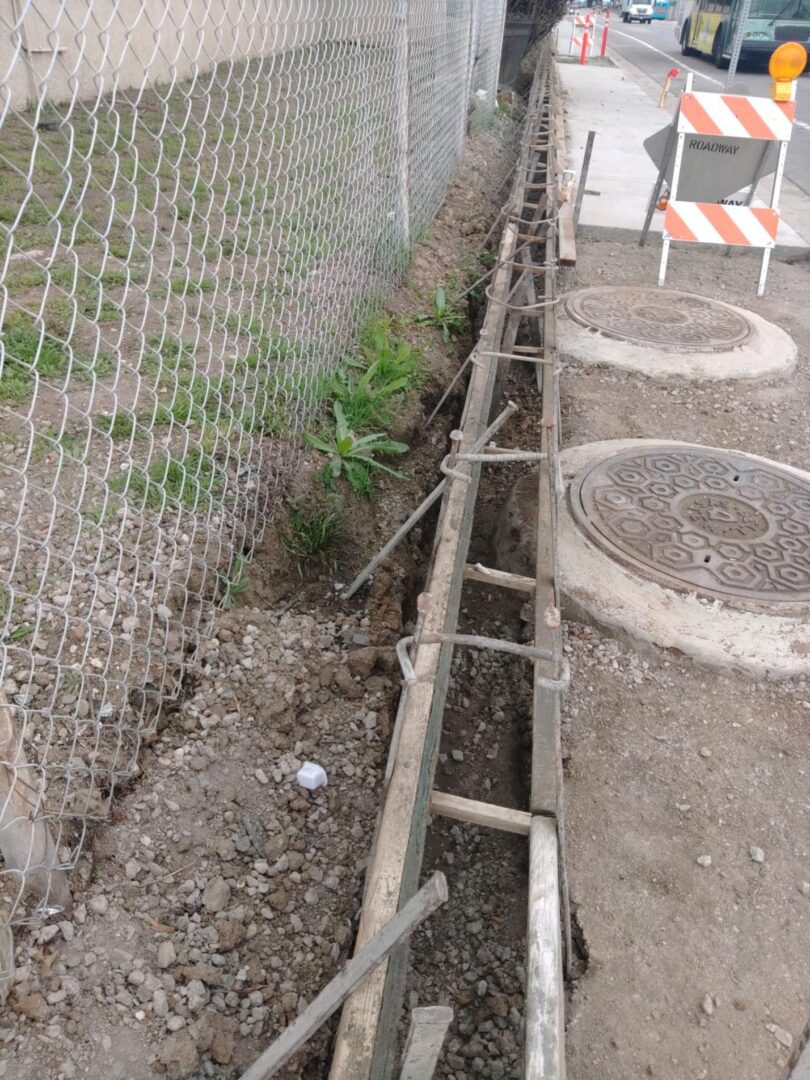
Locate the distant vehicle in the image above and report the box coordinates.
[677,0,810,67]
[652,0,670,18]
[622,0,654,20]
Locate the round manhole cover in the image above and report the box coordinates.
[564,286,754,352]
[569,447,810,604]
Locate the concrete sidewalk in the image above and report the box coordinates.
[557,52,810,256]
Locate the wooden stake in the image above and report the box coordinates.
[240,873,449,1080]
[399,1006,453,1080]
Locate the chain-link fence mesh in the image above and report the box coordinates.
[0,0,506,983]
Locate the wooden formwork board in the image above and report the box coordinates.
[328,221,518,1080]
[329,45,567,1080]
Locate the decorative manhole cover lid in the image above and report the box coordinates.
[564,286,754,352]
[569,447,810,604]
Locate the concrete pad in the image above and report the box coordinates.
[557,57,810,254]
[495,439,810,677]
[560,286,797,381]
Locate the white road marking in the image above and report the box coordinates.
[601,24,810,131]
[606,24,724,86]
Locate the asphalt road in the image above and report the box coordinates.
[603,18,810,193]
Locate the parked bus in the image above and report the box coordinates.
[677,0,810,67]
[653,0,670,18]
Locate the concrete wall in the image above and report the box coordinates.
[2,0,393,111]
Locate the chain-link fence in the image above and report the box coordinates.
[0,0,507,984]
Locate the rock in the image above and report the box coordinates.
[159,1030,198,1078]
[701,994,715,1016]
[205,1013,239,1065]
[202,876,231,913]
[216,921,246,953]
[451,749,464,762]
[766,1023,793,1049]
[61,1062,76,1079]
[157,940,177,969]
[186,979,208,1012]
[346,647,379,679]
[216,838,236,861]
[749,846,765,863]
[696,855,712,867]
[88,895,108,915]
[14,993,48,1021]
[263,834,288,861]
[699,747,712,758]
[334,665,364,700]
[153,988,169,1017]
[800,882,810,897]
[124,859,141,880]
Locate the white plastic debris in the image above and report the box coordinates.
[296,761,327,791]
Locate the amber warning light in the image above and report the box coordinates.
[769,42,807,102]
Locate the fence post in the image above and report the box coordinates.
[395,0,411,252]
[580,30,589,65]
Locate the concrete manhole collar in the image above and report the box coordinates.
[559,287,797,381]
[564,286,754,352]
[569,446,810,607]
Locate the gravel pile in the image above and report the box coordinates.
[4,603,399,1078]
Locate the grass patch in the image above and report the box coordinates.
[277,499,346,574]
[0,316,68,402]
[110,447,224,513]
[94,411,136,441]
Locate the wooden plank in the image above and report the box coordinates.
[240,873,449,1080]
[558,203,577,267]
[525,817,565,1078]
[463,563,536,594]
[429,791,531,836]
[329,223,518,1080]
[399,1006,453,1080]
[531,118,561,817]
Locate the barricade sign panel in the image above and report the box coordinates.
[664,203,779,247]
[678,92,795,142]
[652,76,794,297]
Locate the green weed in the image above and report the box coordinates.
[219,554,249,609]
[305,401,407,497]
[277,499,346,574]
[417,285,467,343]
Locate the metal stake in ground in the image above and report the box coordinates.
[573,130,595,232]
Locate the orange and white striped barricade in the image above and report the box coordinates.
[568,14,594,58]
[659,80,795,296]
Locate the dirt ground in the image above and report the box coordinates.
[1,114,520,1080]
[558,240,810,1080]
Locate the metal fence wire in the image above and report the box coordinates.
[0,0,507,983]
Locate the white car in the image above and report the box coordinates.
[621,1,653,21]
